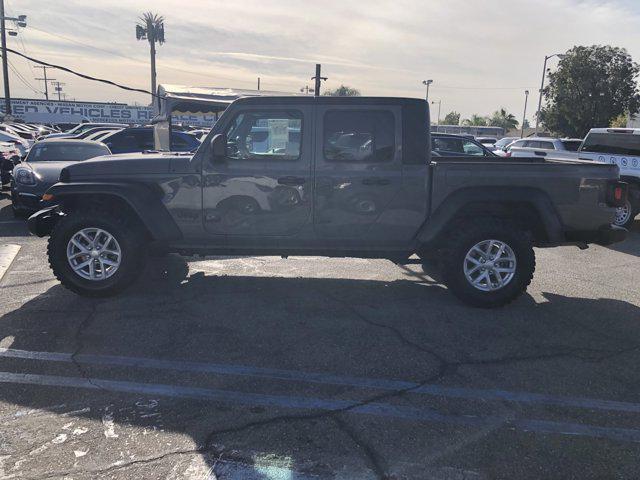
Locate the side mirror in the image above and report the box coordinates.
[210,134,227,162]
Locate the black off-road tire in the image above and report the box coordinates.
[440,218,535,308]
[48,206,147,297]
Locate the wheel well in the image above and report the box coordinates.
[60,194,152,240]
[437,202,548,245]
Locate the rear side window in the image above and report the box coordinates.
[581,132,640,156]
[537,141,555,150]
[561,140,581,151]
[323,110,395,162]
[432,137,464,154]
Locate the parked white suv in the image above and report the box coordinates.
[578,128,640,227]
[506,137,583,159]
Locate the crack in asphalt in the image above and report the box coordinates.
[69,302,106,393]
[333,415,390,480]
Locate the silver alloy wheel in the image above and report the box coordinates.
[463,239,517,292]
[66,228,122,281]
[615,200,632,226]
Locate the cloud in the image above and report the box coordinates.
[4,0,640,119]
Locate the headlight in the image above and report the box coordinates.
[14,168,36,186]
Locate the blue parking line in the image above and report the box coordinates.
[1,347,640,414]
[2,370,640,444]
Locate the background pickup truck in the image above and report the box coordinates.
[28,96,627,307]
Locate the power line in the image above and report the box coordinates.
[2,47,156,97]
[7,58,41,94]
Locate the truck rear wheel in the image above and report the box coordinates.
[440,219,535,308]
[48,207,147,297]
[613,199,637,229]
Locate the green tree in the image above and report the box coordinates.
[462,114,487,126]
[442,111,461,125]
[324,85,361,96]
[610,113,628,128]
[489,108,519,130]
[541,45,640,137]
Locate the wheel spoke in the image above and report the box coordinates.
[70,238,88,252]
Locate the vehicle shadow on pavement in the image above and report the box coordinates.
[608,220,640,256]
[1,255,640,478]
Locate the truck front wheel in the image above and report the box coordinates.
[48,207,147,297]
[440,219,535,308]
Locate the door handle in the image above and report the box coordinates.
[362,177,391,186]
[277,176,306,186]
[534,151,547,156]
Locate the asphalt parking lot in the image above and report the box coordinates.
[2,189,640,479]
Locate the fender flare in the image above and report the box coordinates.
[416,186,564,245]
[45,182,182,242]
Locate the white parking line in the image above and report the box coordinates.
[1,347,640,414]
[2,370,640,444]
[0,244,21,283]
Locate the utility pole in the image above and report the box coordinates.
[35,65,54,100]
[311,64,327,97]
[0,4,26,117]
[51,81,65,101]
[136,12,165,112]
[257,77,260,91]
[521,90,529,138]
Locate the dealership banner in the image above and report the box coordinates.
[0,98,216,127]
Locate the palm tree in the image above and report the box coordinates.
[489,108,519,131]
[137,12,165,108]
[462,114,488,126]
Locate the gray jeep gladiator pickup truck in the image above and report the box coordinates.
[28,96,627,307]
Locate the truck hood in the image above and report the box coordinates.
[62,152,194,179]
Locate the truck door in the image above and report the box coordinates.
[313,105,404,240]
[202,105,313,236]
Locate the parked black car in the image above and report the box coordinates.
[11,139,111,216]
[100,127,200,154]
[431,133,497,157]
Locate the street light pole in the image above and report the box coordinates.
[422,79,433,102]
[431,100,442,125]
[521,90,529,138]
[535,53,564,135]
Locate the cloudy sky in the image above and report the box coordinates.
[4,0,640,121]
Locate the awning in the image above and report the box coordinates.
[156,84,297,117]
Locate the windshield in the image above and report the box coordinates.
[26,143,110,162]
[581,132,640,156]
[494,137,517,148]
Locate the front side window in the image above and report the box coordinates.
[323,110,395,162]
[224,110,302,161]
